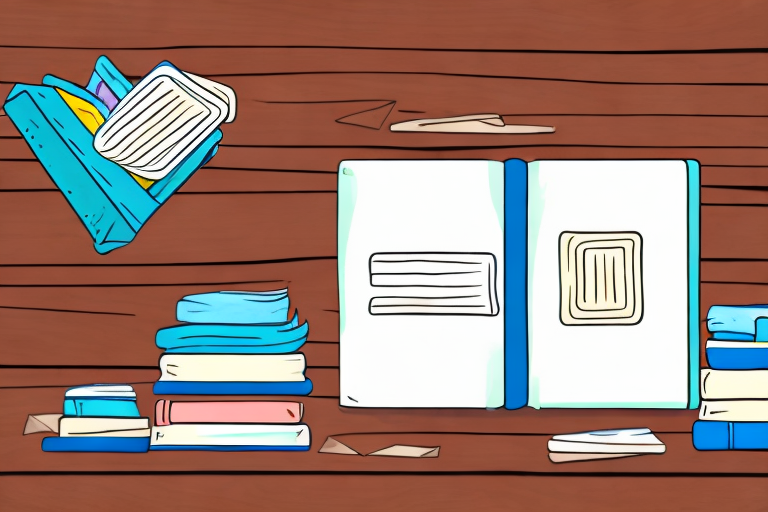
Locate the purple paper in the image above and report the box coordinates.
[95,81,119,111]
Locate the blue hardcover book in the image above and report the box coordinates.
[153,379,313,396]
[3,56,222,254]
[707,305,768,339]
[176,289,290,324]
[156,312,309,353]
[41,436,150,453]
[706,339,768,370]
[63,399,140,417]
[338,159,700,410]
[692,421,768,450]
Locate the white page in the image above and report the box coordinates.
[338,160,505,408]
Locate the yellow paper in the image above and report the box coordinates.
[56,88,105,134]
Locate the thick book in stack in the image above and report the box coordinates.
[152,289,312,395]
[42,384,151,452]
[693,305,768,450]
[150,400,310,451]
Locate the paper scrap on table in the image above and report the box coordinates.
[23,414,62,435]
[390,114,555,134]
[319,436,439,458]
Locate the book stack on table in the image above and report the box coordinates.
[694,305,768,450]
[150,289,312,451]
[42,385,151,453]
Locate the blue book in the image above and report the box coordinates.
[692,421,768,450]
[712,332,758,341]
[177,289,290,324]
[41,436,150,453]
[63,399,140,417]
[338,159,699,410]
[707,305,768,338]
[706,339,768,370]
[152,379,313,396]
[3,56,221,254]
[156,312,309,353]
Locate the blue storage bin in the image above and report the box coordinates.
[3,56,221,254]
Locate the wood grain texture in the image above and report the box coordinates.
[2,0,767,50]
[2,476,767,512]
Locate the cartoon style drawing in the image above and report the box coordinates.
[3,56,236,254]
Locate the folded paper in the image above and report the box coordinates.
[319,436,439,458]
[23,414,62,435]
[390,114,555,134]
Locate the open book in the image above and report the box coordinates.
[338,159,700,409]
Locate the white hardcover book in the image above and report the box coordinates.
[59,417,150,437]
[64,384,136,399]
[700,400,768,422]
[158,353,307,382]
[701,369,768,399]
[150,424,311,447]
[338,160,505,408]
[527,160,698,408]
[548,428,666,454]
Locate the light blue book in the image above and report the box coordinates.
[3,56,221,254]
[338,159,700,409]
[63,399,140,417]
[156,312,308,353]
[707,305,768,339]
[177,289,290,324]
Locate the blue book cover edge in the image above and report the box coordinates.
[687,159,701,409]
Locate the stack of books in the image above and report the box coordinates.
[42,384,151,452]
[547,428,666,463]
[694,304,768,450]
[151,400,310,451]
[152,289,313,395]
[150,289,312,451]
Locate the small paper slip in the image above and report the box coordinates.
[390,114,554,134]
[23,414,62,435]
[319,436,439,458]
[548,427,666,455]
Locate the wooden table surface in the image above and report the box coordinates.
[1,1,768,511]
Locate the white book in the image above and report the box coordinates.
[700,400,768,422]
[158,353,306,382]
[701,369,768,399]
[59,417,150,437]
[338,160,506,408]
[64,384,136,399]
[548,428,666,454]
[150,424,310,447]
[93,63,236,180]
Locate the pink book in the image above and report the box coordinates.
[155,400,303,426]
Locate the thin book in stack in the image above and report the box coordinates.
[694,305,768,450]
[547,428,666,463]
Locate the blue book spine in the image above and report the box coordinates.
[503,159,528,409]
[42,436,150,453]
[150,445,310,452]
[706,346,768,370]
[692,421,768,450]
[62,399,140,417]
[153,379,313,396]
[687,160,701,409]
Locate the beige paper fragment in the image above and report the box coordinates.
[390,114,555,134]
[548,452,641,464]
[368,445,439,458]
[319,436,440,458]
[23,414,62,435]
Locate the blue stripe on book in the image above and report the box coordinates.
[152,379,313,396]
[503,158,528,410]
[712,332,756,341]
[706,346,768,370]
[692,421,768,450]
[150,445,310,451]
[41,436,150,453]
[63,399,140,417]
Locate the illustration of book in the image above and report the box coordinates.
[547,428,666,455]
[705,340,768,370]
[158,354,306,382]
[692,421,768,450]
[700,369,768,400]
[338,159,699,409]
[155,400,303,425]
[707,305,768,341]
[149,423,311,451]
[176,289,290,324]
[699,400,768,422]
[59,417,150,437]
[62,384,141,417]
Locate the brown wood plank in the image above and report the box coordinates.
[1,0,767,51]
[2,381,767,475]
[3,48,768,85]
[703,166,768,187]
[701,186,768,205]
[2,475,767,512]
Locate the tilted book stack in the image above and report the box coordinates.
[693,305,768,450]
[150,289,312,451]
